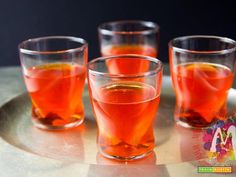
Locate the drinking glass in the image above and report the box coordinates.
[19,36,88,130]
[169,35,236,128]
[98,20,160,74]
[87,54,163,160]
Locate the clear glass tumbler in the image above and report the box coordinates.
[169,35,236,128]
[19,36,88,130]
[87,54,163,160]
[98,21,160,75]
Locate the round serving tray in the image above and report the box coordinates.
[0,76,236,176]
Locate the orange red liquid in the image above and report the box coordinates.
[102,45,157,74]
[171,62,234,127]
[91,82,160,159]
[102,45,157,57]
[24,63,86,128]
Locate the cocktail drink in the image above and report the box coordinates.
[87,55,162,160]
[102,45,157,57]
[169,36,236,128]
[19,36,88,130]
[93,82,159,157]
[98,21,159,74]
[102,45,156,74]
[24,63,86,127]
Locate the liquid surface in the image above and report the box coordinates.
[171,62,234,127]
[91,82,160,159]
[24,63,86,127]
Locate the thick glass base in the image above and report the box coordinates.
[96,151,157,164]
[176,119,213,129]
[32,118,84,130]
[98,149,153,161]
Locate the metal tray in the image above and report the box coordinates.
[0,76,236,177]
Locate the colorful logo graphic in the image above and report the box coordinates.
[203,118,236,162]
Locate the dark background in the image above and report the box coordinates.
[0,0,235,66]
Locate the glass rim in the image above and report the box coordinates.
[87,54,163,78]
[98,20,160,35]
[168,35,236,55]
[18,36,88,55]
